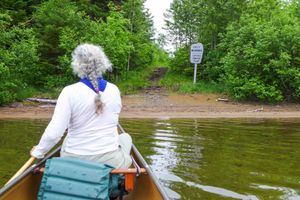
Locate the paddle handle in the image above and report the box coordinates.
[5,157,35,185]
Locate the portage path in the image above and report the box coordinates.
[0,68,300,119]
[122,67,300,119]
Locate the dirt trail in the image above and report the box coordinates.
[0,67,300,119]
[143,67,167,94]
[121,67,300,119]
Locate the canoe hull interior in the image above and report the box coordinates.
[0,153,166,200]
[0,173,42,200]
[0,173,163,200]
[0,125,168,200]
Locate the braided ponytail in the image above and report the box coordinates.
[88,72,104,114]
[71,43,112,114]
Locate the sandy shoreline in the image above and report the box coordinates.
[0,93,299,119]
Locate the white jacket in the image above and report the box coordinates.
[31,81,122,159]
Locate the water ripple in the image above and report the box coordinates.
[252,184,300,200]
[186,181,259,200]
[2,119,299,199]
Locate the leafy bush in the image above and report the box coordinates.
[58,9,132,83]
[35,0,155,85]
[116,69,152,95]
[170,47,193,75]
[0,14,39,105]
[151,45,170,67]
[83,10,132,77]
[219,5,300,102]
[33,0,86,86]
[159,71,225,93]
[0,0,158,105]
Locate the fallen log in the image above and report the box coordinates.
[252,107,264,112]
[27,98,57,104]
[216,98,229,102]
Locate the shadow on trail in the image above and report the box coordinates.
[148,67,168,82]
[143,67,168,94]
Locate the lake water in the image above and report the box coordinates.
[0,118,300,199]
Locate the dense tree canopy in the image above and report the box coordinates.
[0,13,39,104]
[166,0,300,102]
[1,0,299,104]
[0,0,157,105]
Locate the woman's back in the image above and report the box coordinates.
[31,43,131,169]
[64,81,122,155]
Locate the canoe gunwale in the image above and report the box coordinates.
[1,124,170,200]
[0,146,61,196]
[131,145,170,200]
[118,124,169,200]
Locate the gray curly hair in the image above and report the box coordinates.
[71,43,112,114]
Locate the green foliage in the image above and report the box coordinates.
[58,8,132,82]
[33,0,86,84]
[179,81,225,94]
[122,0,155,69]
[0,63,16,104]
[0,0,158,105]
[166,0,247,83]
[167,0,300,102]
[115,68,153,95]
[201,49,224,81]
[219,3,300,102]
[83,11,132,76]
[0,0,42,24]
[165,0,198,47]
[159,71,225,94]
[151,45,170,67]
[0,13,39,105]
[75,0,115,20]
[165,0,247,49]
[33,0,155,86]
[170,47,193,75]
[15,87,39,101]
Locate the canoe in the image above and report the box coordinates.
[0,125,169,200]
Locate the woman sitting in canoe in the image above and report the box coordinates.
[30,43,132,168]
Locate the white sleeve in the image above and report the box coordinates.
[114,86,122,114]
[31,88,71,159]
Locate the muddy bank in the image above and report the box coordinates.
[0,93,299,119]
[121,93,300,119]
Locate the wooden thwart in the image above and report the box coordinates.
[38,167,146,174]
[38,167,146,192]
[111,168,146,174]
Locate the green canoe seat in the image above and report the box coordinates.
[38,157,120,200]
